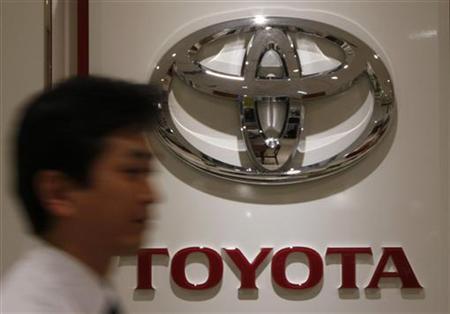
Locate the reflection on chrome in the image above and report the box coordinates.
[253,15,267,25]
[205,69,244,81]
[150,17,395,184]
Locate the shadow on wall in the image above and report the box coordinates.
[151,108,397,204]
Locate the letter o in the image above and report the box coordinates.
[272,247,323,289]
[171,247,223,290]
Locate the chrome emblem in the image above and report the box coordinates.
[151,16,395,184]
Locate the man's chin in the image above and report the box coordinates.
[114,238,144,256]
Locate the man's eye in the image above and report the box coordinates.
[123,168,151,177]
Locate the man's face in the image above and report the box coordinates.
[69,130,157,255]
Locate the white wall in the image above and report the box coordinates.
[0,0,79,279]
[1,0,46,275]
[89,1,450,313]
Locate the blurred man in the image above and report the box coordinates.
[2,76,161,313]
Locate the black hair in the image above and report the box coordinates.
[15,76,162,235]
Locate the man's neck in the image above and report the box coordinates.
[43,232,112,278]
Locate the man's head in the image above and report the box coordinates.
[16,76,162,254]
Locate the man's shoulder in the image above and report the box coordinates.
[1,252,74,313]
[1,246,109,313]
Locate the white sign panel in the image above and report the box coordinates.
[87,2,448,314]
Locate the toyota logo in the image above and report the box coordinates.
[151,16,395,184]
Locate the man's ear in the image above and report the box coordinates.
[34,170,78,218]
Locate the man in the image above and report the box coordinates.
[2,76,162,313]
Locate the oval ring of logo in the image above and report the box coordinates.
[151,16,395,184]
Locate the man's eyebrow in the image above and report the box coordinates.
[128,150,153,160]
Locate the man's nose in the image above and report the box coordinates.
[140,178,160,205]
